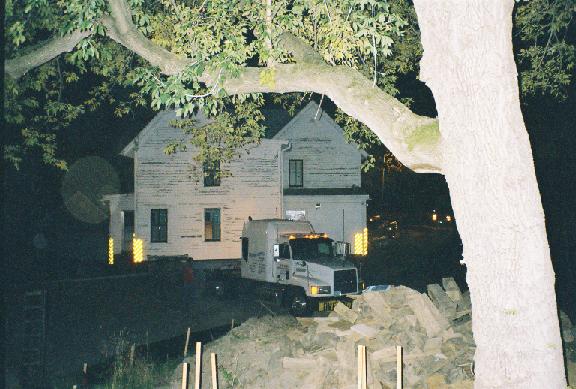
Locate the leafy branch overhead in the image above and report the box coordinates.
[4,0,574,172]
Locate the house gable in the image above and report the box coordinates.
[272,101,365,190]
[272,101,367,158]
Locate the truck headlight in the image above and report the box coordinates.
[310,285,331,295]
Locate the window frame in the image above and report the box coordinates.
[204,208,221,242]
[203,160,221,187]
[288,159,303,187]
[150,209,168,243]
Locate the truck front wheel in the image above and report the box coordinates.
[288,289,310,316]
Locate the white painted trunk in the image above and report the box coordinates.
[412,1,566,388]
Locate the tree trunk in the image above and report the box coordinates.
[412,1,566,388]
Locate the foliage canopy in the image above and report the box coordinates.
[3,0,575,171]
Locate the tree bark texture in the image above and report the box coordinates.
[413,1,566,388]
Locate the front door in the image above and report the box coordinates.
[122,211,134,253]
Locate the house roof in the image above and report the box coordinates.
[283,187,369,196]
[120,110,180,158]
[120,101,368,158]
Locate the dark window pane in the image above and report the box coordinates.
[205,208,221,241]
[289,159,303,187]
[203,160,221,187]
[279,243,291,259]
[242,237,249,260]
[151,209,168,243]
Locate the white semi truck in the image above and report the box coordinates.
[239,219,360,315]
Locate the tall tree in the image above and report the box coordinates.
[4,0,574,387]
[413,1,566,387]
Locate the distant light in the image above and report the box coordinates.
[310,286,319,295]
[446,215,452,222]
[432,213,437,222]
[108,237,114,265]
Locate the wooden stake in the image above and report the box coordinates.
[357,345,362,389]
[211,353,218,389]
[194,342,202,389]
[357,345,367,389]
[82,362,88,385]
[362,345,367,389]
[231,319,235,330]
[130,344,135,367]
[181,362,189,389]
[396,345,403,389]
[184,327,191,357]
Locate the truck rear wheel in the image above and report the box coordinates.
[288,289,310,316]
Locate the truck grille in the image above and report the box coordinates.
[334,269,357,294]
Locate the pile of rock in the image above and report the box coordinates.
[175,279,478,389]
[171,279,576,389]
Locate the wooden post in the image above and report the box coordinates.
[357,345,367,389]
[130,344,135,367]
[396,345,403,389]
[211,353,218,389]
[194,342,202,389]
[362,345,367,389]
[231,319,235,330]
[82,362,88,385]
[181,362,189,389]
[184,327,191,357]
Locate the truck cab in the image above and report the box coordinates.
[241,219,359,314]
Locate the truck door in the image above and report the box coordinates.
[273,243,291,283]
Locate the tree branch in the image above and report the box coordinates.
[205,64,441,173]
[277,32,325,65]
[102,0,193,75]
[5,30,92,79]
[4,0,442,173]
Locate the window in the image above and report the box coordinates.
[279,243,291,259]
[289,159,303,187]
[286,210,306,221]
[150,209,168,243]
[242,238,249,260]
[205,208,221,241]
[203,160,221,187]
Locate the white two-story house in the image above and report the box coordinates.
[103,102,369,261]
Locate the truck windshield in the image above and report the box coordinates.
[290,238,334,260]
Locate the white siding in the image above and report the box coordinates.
[283,195,368,246]
[133,121,285,260]
[274,103,363,189]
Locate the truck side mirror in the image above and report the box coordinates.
[273,244,280,259]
